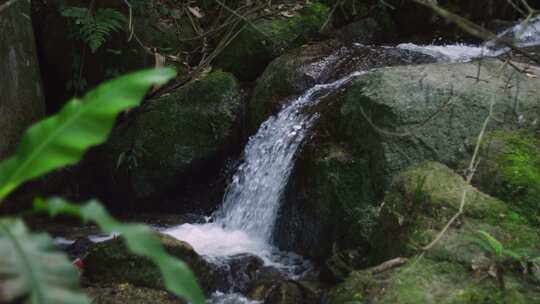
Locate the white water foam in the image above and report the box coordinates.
[398,15,540,62]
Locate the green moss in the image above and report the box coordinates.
[495,131,540,224]
[215,3,329,81]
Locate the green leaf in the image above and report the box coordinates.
[477,230,504,259]
[0,219,89,304]
[0,69,176,200]
[35,198,205,304]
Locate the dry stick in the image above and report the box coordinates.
[421,95,495,251]
[370,257,409,274]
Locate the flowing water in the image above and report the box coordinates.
[164,71,365,302]
[398,15,540,62]
[163,15,540,303]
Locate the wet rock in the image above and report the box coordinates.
[0,0,45,160]
[328,161,540,304]
[66,237,93,259]
[83,233,218,294]
[215,3,330,81]
[100,71,242,211]
[275,58,540,261]
[212,253,265,293]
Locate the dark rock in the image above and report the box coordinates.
[67,237,93,259]
[319,250,365,284]
[99,71,242,211]
[0,0,45,160]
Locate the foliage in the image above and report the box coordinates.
[0,68,174,200]
[0,219,88,304]
[498,132,540,224]
[0,68,205,304]
[34,198,205,304]
[470,230,520,262]
[62,7,126,53]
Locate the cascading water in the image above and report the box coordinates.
[164,71,365,303]
[397,15,540,62]
[166,71,364,260]
[162,15,540,303]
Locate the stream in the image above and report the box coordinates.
[168,15,540,304]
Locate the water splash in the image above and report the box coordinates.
[398,15,540,62]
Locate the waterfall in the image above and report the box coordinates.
[165,71,365,263]
[214,71,365,243]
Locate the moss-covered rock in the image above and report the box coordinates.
[0,0,45,159]
[214,3,330,81]
[327,161,540,304]
[276,59,540,261]
[327,257,540,304]
[461,130,540,225]
[102,71,241,209]
[83,233,217,294]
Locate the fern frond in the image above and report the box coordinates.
[62,7,126,53]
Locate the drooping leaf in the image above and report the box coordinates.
[0,219,89,304]
[35,198,205,304]
[0,68,176,200]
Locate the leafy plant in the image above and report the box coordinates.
[35,198,205,304]
[0,219,88,304]
[470,230,539,290]
[0,68,205,304]
[62,7,126,53]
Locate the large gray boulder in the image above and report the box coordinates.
[275,58,540,261]
[0,0,45,160]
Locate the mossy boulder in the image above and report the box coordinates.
[276,59,540,261]
[370,161,539,260]
[327,257,540,304]
[83,233,217,294]
[214,3,330,81]
[0,0,45,160]
[328,161,540,304]
[461,130,540,225]
[84,283,184,304]
[102,71,241,210]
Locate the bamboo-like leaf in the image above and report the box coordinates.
[477,230,504,259]
[0,219,89,304]
[35,198,205,304]
[0,69,176,200]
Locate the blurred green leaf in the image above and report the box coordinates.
[35,198,205,304]
[0,219,89,304]
[0,68,176,200]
